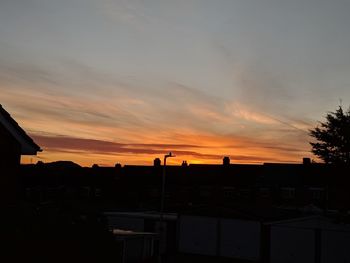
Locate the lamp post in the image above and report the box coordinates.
[160,152,175,223]
[158,152,175,261]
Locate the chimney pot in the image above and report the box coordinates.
[303,158,311,165]
[154,158,161,167]
[223,156,230,166]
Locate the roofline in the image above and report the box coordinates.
[0,104,42,153]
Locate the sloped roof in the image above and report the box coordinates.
[0,104,41,155]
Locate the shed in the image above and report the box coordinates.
[0,104,41,205]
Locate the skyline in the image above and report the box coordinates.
[1,0,350,166]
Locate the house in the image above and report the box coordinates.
[0,104,41,205]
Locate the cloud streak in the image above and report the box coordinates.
[28,132,309,166]
[0,56,313,167]
[31,134,221,160]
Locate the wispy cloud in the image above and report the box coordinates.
[31,134,222,160]
[31,134,203,153]
[225,102,278,125]
[1,51,314,166]
[28,131,310,166]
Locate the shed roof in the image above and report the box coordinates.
[0,104,41,155]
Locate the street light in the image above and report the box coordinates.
[158,152,175,260]
[160,152,175,223]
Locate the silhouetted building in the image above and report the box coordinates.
[19,158,350,262]
[0,104,41,205]
[223,156,230,166]
[154,158,161,167]
[22,158,350,214]
[303,157,311,165]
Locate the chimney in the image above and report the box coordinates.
[154,158,161,167]
[303,158,311,165]
[223,156,230,166]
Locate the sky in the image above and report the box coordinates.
[1,0,350,166]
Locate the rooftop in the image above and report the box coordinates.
[0,104,41,155]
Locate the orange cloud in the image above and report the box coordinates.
[1,60,312,167]
[20,131,310,167]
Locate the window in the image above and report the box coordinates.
[259,187,270,198]
[238,188,250,199]
[147,187,159,198]
[199,186,212,198]
[79,186,90,198]
[281,187,295,199]
[95,188,102,197]
[309,187,324,200]
[223,187,235,199]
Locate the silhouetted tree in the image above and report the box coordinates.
[310,106,350,164]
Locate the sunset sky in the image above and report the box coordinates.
[1,0,350,166]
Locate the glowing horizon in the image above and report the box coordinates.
[2,1,350,166]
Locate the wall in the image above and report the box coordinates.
[0,124,21,205]
[269,217,350,263]
[178,215,261,261]
[322,230,350,263]
[179,216,218,256]
[220,218,260,260]
[270,226,315,263]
